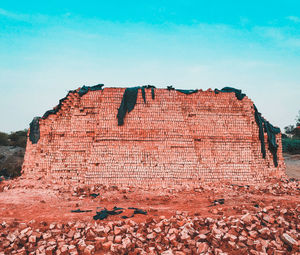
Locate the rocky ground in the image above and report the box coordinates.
[0,176,299,254]
[0,146,25,179]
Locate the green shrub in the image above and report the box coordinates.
[282,138,300,154]
[0,132,9,146]
[0,130,28,148]
[8,130,28,148]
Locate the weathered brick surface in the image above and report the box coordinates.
[22,87,285,185]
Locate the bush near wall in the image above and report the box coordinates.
[0,130,27,179]
[0,130,27,148]
[282,138,300,154]
[0,132,9,146]
[8,130,27,148]
[0,151,24,178]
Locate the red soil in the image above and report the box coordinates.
[0,178,296,224]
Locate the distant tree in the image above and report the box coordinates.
[284,110,300,139]
[8,130,28,148]
[294,126,300,139]
[284,125,295,136]
[293,111,300,138]
[296,110,300,127]
[0,132,9,146]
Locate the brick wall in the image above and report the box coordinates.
[22,87,285,186]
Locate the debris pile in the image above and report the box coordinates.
[0,204,299,254]
[0,177,299,254]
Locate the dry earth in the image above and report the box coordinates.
[284,153,300,180]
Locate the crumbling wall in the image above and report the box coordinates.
[22,87,285,185]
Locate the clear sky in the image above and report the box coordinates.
[0,1,299,132]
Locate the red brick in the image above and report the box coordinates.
[22,87,285,185]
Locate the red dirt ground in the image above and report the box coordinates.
[0,176,299,254]
[0,177,298,225]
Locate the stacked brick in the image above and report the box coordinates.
[22,87,285,185]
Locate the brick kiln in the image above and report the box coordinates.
[22,85,285,186]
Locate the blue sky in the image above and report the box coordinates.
[0,1,300,132]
